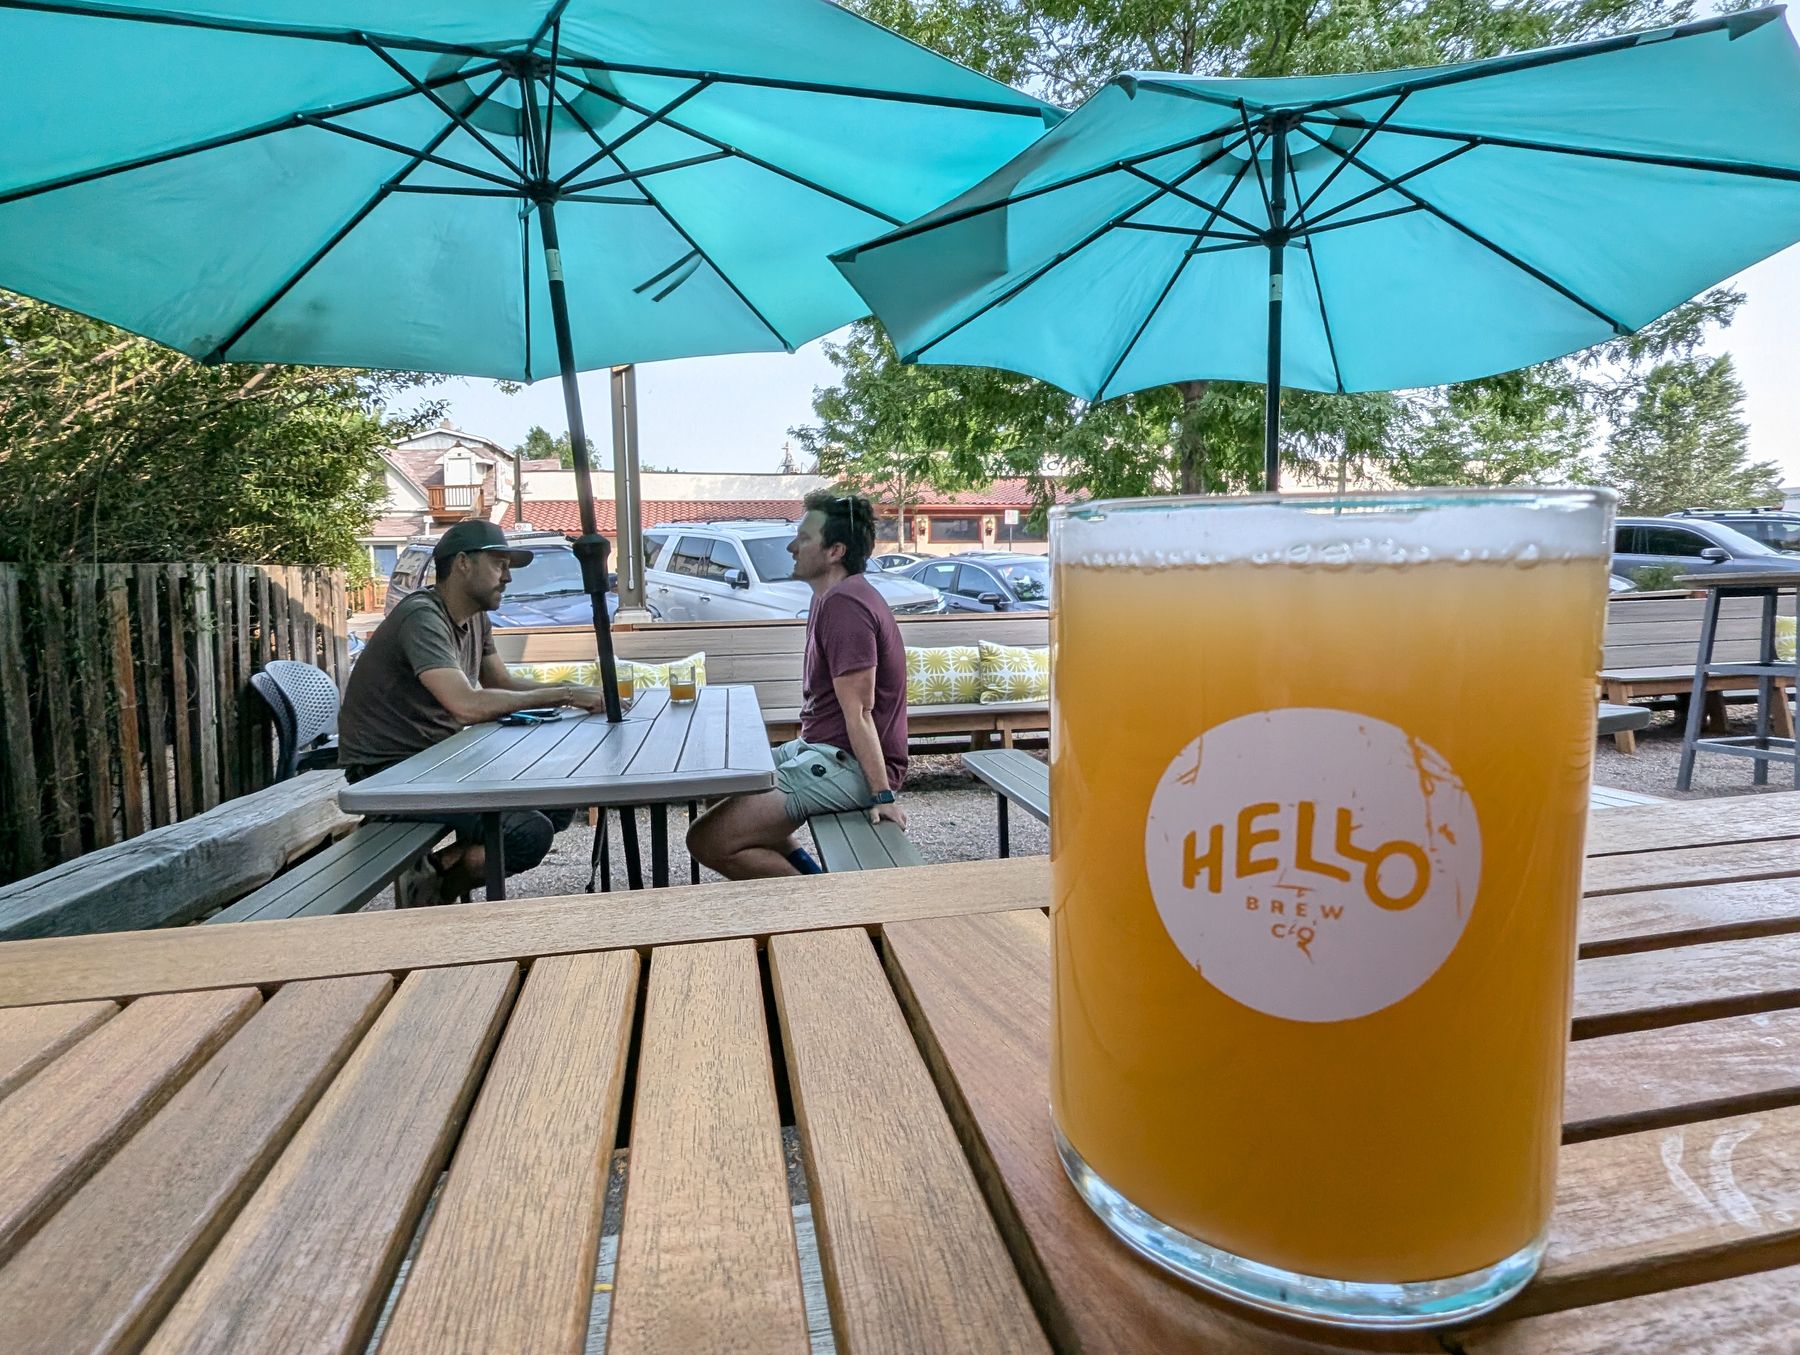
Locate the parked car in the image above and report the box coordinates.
[1611,516,1800,584]
[642,520,947,621]
[385,530,649,626]
[872,551,928,571]
[1666,507,1800,554]
[895,552,1051,612]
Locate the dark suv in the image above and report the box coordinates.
[385,530,646,626]
[1667,508,1800,554]
[1611,516,1800,585]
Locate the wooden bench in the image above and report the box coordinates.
[204,820,445,925]
[1602,590,1797,753]
[961,748,1049,858]
[809,812,924,872]
[0,772,356,940]
[495,612,1051,750]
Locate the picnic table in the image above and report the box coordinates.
[337,685,774,896]
[1,792,1798,1351]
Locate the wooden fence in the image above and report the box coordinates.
[0,563,349,885]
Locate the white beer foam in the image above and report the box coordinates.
[1052,491,1613,570]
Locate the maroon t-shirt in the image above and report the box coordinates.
[800,574,908,789]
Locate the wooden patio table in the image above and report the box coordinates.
[2,793,1799,1352]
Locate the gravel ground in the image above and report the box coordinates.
[375,702,1792,907]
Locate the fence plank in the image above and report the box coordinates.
[191,569,220,813]
[234,567,253,794]
[0,566,43,879]
[167,567,195,821]
[35,570,82,861]
[215,565,237,803]
[136,568,172,829]
[105,568,148,840]
[71,569,117,849]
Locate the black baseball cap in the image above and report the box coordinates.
[432,519,534,567]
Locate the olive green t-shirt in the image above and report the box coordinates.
[339,589,494,773]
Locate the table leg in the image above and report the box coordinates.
[483,813,506,901]
[651,806,669,888]
[996,794,1010,859]
[620,807,643,890]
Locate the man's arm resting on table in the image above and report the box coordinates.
[830,665,906,829]
[420,667,606,726]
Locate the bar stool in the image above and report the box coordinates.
[1675,571,1800,790]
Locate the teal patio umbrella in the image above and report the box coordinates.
[833,9,1800,490]
[0,0,1055,717]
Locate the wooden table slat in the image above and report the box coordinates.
[0,999,117,1099]
[1564,1010,1800,1142]
[1457,1262,1800,1352]
[377,952,637,1355]
[1574,932,1800,1037]
[0,975,391,1355]
[608,939,810,1355]
[142,963,517,1355]
[0,988,258,1263]
[768,927,1051,1355]
[1580,878,1800,957]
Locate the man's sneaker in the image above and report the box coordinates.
[394,856,442,909]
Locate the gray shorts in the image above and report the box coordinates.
[774,739,872,825]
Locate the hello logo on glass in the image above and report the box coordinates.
[1144,708,1483,1024]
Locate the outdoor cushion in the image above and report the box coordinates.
[977,640,1048,704]
[905,645,981,706]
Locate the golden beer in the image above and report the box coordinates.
[1049,492,1612,1325]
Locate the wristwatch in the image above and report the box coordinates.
[870,789,897,805]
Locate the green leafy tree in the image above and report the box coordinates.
[807,0,1742,505]
[1595,354,1776,514]
[0,293,442,568]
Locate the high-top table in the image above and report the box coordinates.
[3,792,1800,1350]
[338,685,774,897]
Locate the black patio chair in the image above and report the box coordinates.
[250,659,341,781]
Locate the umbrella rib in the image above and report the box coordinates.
[0,0,497,58]
[563,151,732,195]
[202,70,512,362]
[0,62,502,208]
[905,132,1253,363]
[360,39,526,181]
[547,81,796,350]
[299,115,523,192]
[1294,123,1632,335]
[1094,154,1259,402]
[554,81,712,190]
[1298,142,1477,231]
[1303,114,1800,185]
[1120,163,1266,237]
[555,54,1050,119]
[1286,154,1347,395]
[560,71,907,227]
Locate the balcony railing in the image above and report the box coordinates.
[427,484,486,520]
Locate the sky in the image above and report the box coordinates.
[432,241,1800,488]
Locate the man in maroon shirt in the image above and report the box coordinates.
[687,491,909,878]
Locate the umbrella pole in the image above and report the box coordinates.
[1264,122,1289,493]
[537,199,626,725]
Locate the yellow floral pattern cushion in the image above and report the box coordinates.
[977,640,1049,703]
[505,652,706,689]
[905,645,981,706]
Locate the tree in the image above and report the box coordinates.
[0,293,442,569]
[1596,354,1776,514]
[805,0,1737,505]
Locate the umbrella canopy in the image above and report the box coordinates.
[0,0,1054,374]
[833,8,1800,488]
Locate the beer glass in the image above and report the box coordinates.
[1048,489,1614,1327]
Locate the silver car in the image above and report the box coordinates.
[643,520,947,621]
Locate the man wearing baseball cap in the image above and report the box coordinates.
[339,519,607,904]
